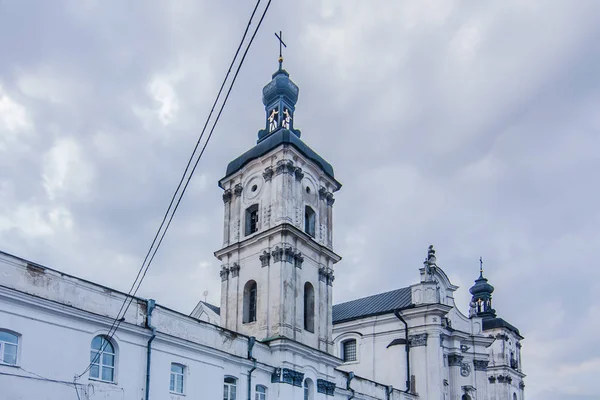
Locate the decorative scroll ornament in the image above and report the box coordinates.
[234,183,243,197]
[460,362,471,377]
[294,167,304,181]
[460,345,470,353]
[263,167,274,181]
[272,368,304,387]
[259,250,271,267]
[219,265,229,281]
[473,359,489,371]
[275,159,295,175]
[272,246,284,262]
[488,376,496,384]
[318,265,335,286]
[448,354,464,367]
[222,189,232,203]
[408,333,428,348]
[319,186,328,200]
[230,262,240,278]
[326,192,335,206]
[294,250,304,268]
[317,379,336,396]
[519,381,525,389]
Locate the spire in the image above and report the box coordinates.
[468,257,496,319]
[257,32,301,143]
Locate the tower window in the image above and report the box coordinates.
[342,339,357,362]
[245,204,259,236]
[304,206,316,237]
[304,378,314,400]
[304,282,315,332]
[243,280,257,323]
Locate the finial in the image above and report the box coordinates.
[275,31,286,70]
[479,257,484,278]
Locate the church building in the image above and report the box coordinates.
[0,59,525,400]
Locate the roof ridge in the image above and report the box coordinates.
[333,286,411,307]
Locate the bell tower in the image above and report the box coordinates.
[215,59,341,353]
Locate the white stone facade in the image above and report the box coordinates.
[0,251,413,400]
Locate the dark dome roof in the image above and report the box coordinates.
[469,274,495,297]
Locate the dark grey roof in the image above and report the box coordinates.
[201,301,220,315]
[332,287,412,324]
[482,317,522,337]
[223,129,338,183]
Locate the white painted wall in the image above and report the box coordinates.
[0,251,413,400]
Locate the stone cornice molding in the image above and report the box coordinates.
[214,223,341,263]
[265,337,342,368]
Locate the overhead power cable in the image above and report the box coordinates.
[75,0,272,379]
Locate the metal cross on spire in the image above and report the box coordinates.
[479,256,484,277]
[275,31,286,69]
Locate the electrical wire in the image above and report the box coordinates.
[75,0,272,379]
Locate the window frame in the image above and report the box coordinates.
[303,282,315,332]
[170,363,185,395]
[255,384,267,400]
[243,280,258,324]
[224,376,237,400]
[304,206,316,237]
[0,330,19,366]
[89,335,116,383]
[342,339,357,363]
[245,204,259,236]
[303,378,313,400]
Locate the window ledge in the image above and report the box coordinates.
[342,360,359,365]
[89,377,118,385]
[169,391,186,396]
[0,363,19,368]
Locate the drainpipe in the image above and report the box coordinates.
[247,336,257,400]
[145,299,157,400]
[394,306,415,394]
[346,371,355,400]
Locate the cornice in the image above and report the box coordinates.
[264,337,342,368]
[215,223,341,263]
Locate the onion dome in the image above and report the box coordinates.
[257,62,301,143]
[468,258,496,319]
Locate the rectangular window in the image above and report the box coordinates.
[170,363,185,394]
[224,377,237,400]
[245,205,259,236]
[343,340,357,362]
[0,331,19,366]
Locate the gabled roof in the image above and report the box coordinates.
[332,287,412,324]
[201,301,220,315]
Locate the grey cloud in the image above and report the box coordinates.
[1,1,599,399]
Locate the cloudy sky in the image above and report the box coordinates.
[1,0,599,398]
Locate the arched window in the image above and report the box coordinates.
[255,384,267,400]
[513,394,517,400]
[342,339,357,362]
[304,378,314,400]
[243,280,257,323]
[170,363,185,394]
[245,204,259,236]
[224,376,237,400]
[90,335,115,382]
[304,282,315,332]
[462,395,471,400]
[0,330,19,366]
[304,206,316,237]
